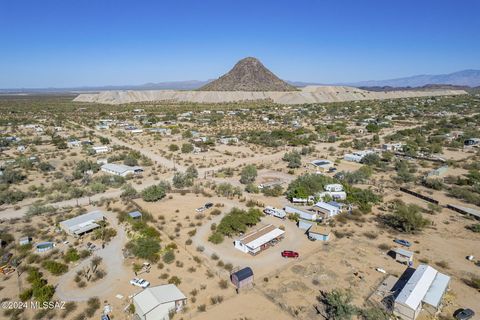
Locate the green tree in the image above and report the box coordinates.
[384,203,430,233]
[141,184,166,202]
[126,237,161,262]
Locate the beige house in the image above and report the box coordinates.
[133,284,187,320]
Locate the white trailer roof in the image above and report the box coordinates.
[133,284,186,316]
[422,272,450,308]
[395,264,437,310]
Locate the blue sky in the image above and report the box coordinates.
[1,0,479,88]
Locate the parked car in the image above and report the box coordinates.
[196,202,214,212]
[130,278,150,288]
[204,202,213,209]
[394,239,411,247]
[281,250,299,258]
[454,308,475,320]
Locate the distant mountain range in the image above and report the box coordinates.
[1,69,479,93]
[346,69,480,88]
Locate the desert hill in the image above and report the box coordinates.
[73,85,467,105]
[198,57,297,92]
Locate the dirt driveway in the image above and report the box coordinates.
[55,210,128,301]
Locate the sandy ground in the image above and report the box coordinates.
[192,290,294,320]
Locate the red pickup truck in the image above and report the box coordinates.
[281,250,299,258]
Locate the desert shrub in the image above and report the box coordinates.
[219,279,228,289]
[239,165,257,184]
[282,151,302,168]
[41,260,68,275]
[465,276,480,290]
[210,295,224,305]
[435,260,449,269]
[168,276,181,285]
[85,297,100,317]
[466,223,480,233]
[162,250,175,264]
[208,232,224,244]
[63,248,80,263]
[141,183,166,201]
[318,289,357,320]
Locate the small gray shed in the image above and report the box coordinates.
[231,267,254,290]
[393,248,414,265]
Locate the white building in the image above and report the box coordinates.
[382,143,404,152]
[149,128,172,135]
[133,284,187,320]
[218,136,239,145]
[284,206,317,221]
[394,265,450,320]
[317,191,347,200]
[92,145,110,154]
[101,163,143,177]
[312,202,341,220]
[324,184,343,192]
[234,224,285,255]
[343,150,374,162]
[310,159,333,172]
[59,210,105,237]
[67,139,81,148]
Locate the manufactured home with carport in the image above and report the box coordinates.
[394,264,450,320]
[234,224,284,255]
[101,163,144,177]
[59,211,105,237]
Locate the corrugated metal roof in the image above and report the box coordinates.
[395,264,437,310]
[101,163,143,174]
[242,226,284,250]
[60,211,104,230]
[133,284,186,316]
[394,248,414,258]
[232,267,253,281]
[314,202,338,212]
[422,272,450,308]
[128,211,142,218]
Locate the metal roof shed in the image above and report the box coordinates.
[231,267,254,289]
[128,211,142,219]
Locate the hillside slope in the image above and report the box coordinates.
[198,57,297,91]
